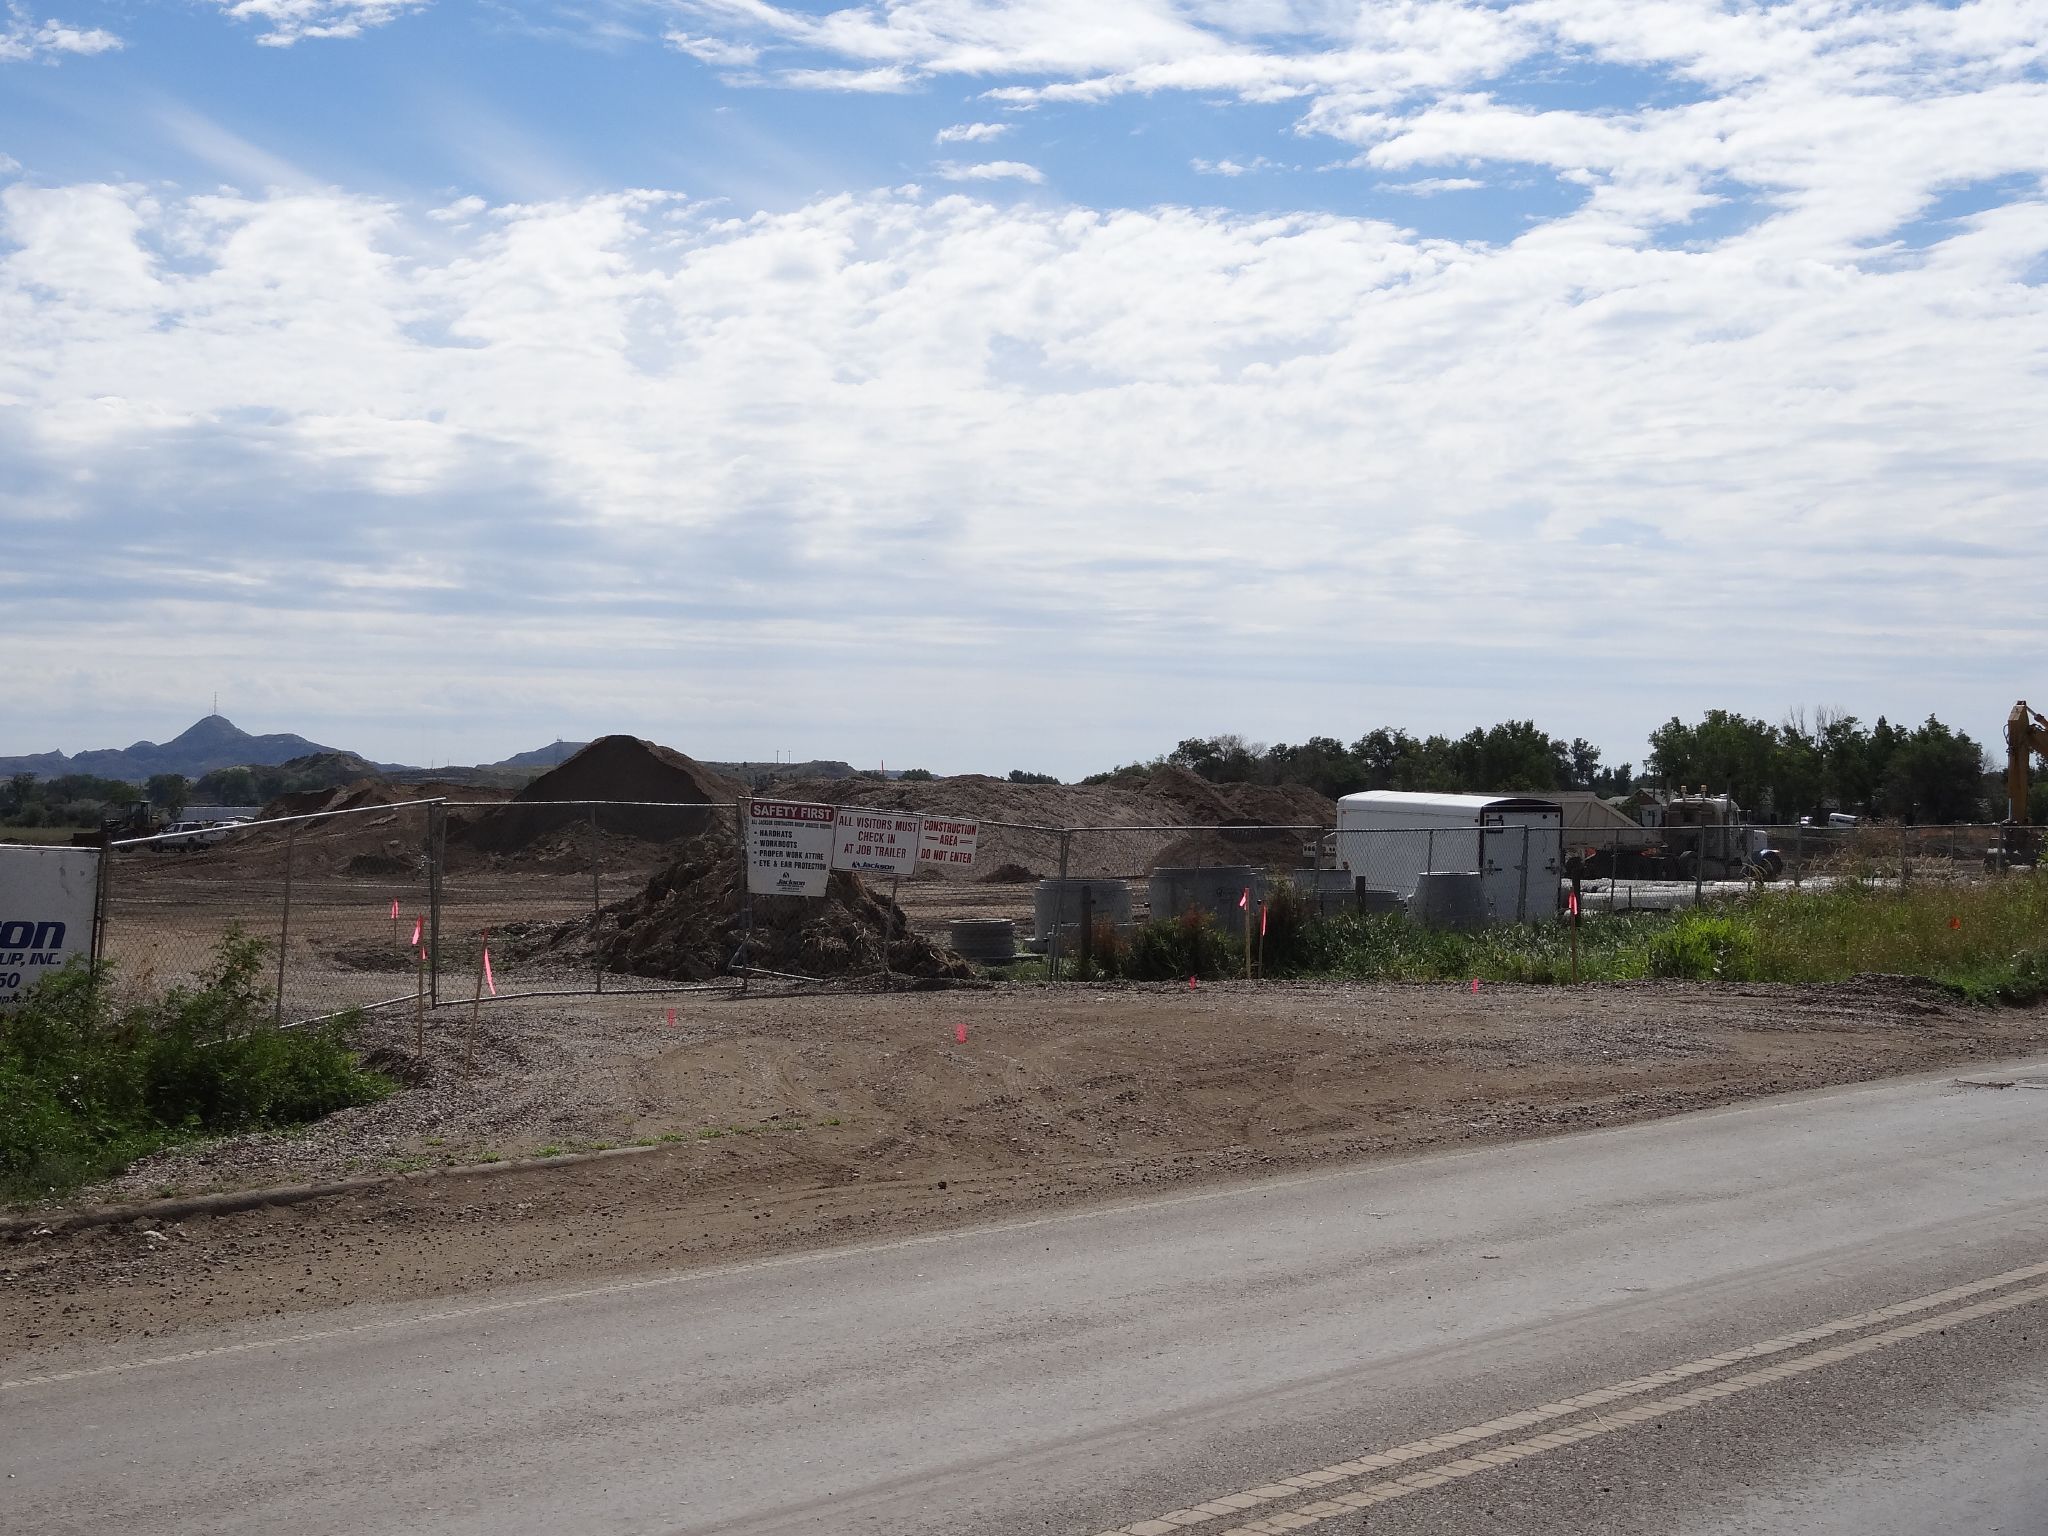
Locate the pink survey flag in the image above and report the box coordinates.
[482,941,496,996]
[390,899,400,920]
[666,1007,677,1028]
[1470,978,1480,993]
[410,915,423,947]
[1567,891,1580,916]
[1238,888,1249,909]
[1260,903,1268,936]
[954,1022,968,1044]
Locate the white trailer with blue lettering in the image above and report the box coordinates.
[1334,791,1563,922]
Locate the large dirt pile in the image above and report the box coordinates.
[773,769,1336,880]
[1143,767,1335,867]
[771,774,1182,880]
[502,830,972,982]
[462,736,745,854]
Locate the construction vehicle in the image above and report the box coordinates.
[1998,701,2048,867]
[1635,789,1784,880]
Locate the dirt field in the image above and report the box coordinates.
[6,978,2046,1367]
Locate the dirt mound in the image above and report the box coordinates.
[502,830,972,982]
[771,773,1180,880]
[463,736,743,855]
[1143,767,1334,829]
[765,769,1335,881]
[259,778,412,821]
[1137,769,1333,869]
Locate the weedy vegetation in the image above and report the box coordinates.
[1,932,392,1202]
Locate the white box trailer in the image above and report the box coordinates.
[1335,791,1564,923]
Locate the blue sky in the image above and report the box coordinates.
[3,1,2045,775]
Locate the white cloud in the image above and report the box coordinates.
[207,0,426,46]
[776,63,920,91]
[1192,156,1273,177]
[1380,176,1483,195]
[935,159,1044,183]
[3,175,2044,767]
[665,30,760,67]
[0,9,121,61]
[937,121,1009,143]
[14,2,2048,763]
[665,0,2048,260]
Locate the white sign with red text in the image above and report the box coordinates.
[830,808,924,877]
[744,800,838,898]
[916,816,980,870]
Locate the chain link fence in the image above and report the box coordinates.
[94,799,2034,1020]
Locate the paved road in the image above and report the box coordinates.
[9,1062,2048,1535]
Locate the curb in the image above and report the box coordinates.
[0,1142,674,1237]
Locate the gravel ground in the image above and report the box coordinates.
[6,976,2044,1363]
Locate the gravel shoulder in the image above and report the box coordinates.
[6,977,2043,1365]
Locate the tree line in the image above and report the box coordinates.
[1087,708,2009,824]
[2,772,189,830]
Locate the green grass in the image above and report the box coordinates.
[0,827,89,845]
[0,934,393,1203]
[1062,873,2048,1001]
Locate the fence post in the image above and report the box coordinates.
[1610,827,1620,912]
[1900,821,1910,887]
[589,803,603,996]
[427,802,445,1007]
[883,875,898,981]
[90,827,112,971]
[733,799,753,996]
[1518,824,1531,922]
[274,825,296,1026]
[1050,830,1072,982]
[1079,884,1094,978]
[1693,829,1704,909]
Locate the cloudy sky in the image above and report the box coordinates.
[3,1,2043,776]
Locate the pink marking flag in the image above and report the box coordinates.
[1567,890,1580,916]
[1238,887,1249,910]
[1259,903,1268,937]
[1470,978,1480,993]
[410,915,423,948]
[390,899,400,920]
[954,1022,969,1044]
[1950,916,1962,930]
[482,941,496,996]
[666,1007,677,1029]
[1189,976,1198,990]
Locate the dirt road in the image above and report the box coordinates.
[6,978,2044,1364]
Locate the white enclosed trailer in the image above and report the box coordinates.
[1335,791,1564,922]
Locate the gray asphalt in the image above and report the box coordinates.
[9,1061,2048,1536]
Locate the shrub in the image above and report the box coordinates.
[1646,912,1761,981]
[1122,909,1244,980]
[1064,916,1130,982]
[0,932,392,1202]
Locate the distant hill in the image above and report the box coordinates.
[0,719,878,796]
[484,740,589,771]
[0,715,340,782]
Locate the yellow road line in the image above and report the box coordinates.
[1095,1257,2048,1536]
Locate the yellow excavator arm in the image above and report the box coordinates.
[2007,701,2048,823]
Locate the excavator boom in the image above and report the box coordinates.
[2007,700,2048,823]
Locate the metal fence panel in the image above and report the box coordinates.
[94,802,2032,1018]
